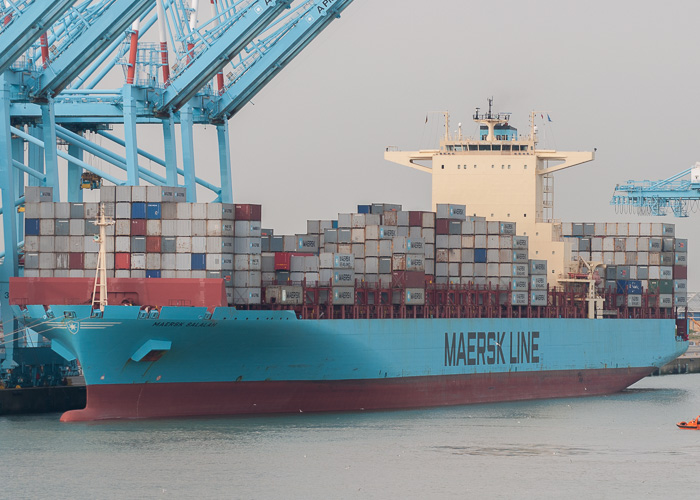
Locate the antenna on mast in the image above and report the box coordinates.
[91,203,115,314]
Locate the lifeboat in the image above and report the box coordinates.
[676,416,700,429]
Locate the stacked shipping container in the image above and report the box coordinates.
[563,222,686,308]
[23,187,684,310]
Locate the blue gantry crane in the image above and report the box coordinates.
[0,0,356,371]
[610,163,700,217]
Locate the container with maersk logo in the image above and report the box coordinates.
[512,277,529,291]
[265,285,303,305]
[391,288,425,305]
[332,287,355,305]
[333,270,355,286]
[297,235,319,253]
[530,290,548,306]
[499,222,516,235]
[511,291,528,306]
[406,255,425,272]
[530,275,547,290]
[436,203,467,220]
[529,259,547,275]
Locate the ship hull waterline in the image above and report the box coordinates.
[16,304,688,422]
[63,367,653,422]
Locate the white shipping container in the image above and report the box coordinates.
[54,236,69,253]
[144,253,160,270]
[206,253,223,270]
[69,219,84,236]
[175,203,192,220]
[421,228,435,242]
[131,253,146,270]
[191,236,206,253]
[351,228,365,243]
[499,263,512,277]
[115,202,131,219]
[38,252,55,269]
[648,266,660,279]
[115,219,131,236]
[84,235,99,253]
[189,219,205,236]
[161,254,176,270]
[69,236,84,252]
[176,236,191,253]
[146,220,161,236]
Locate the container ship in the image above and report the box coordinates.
[9,102,689,421]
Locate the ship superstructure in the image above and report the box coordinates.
[385,99,595,284]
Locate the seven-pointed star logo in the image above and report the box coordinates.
[67,321,79,335]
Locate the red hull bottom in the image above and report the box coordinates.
[61,367,653,422]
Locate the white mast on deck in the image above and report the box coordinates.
[91,204,115,312]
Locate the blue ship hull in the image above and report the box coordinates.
[16,304,688,421]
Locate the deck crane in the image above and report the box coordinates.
[610,162,700,217]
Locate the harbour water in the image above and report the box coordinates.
[3,374,700,499]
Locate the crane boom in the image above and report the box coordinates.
[0,0,78,74]
[31,0,155,97]
[211,0,352,121]
[610,162,700,217]
[156,0,292,113]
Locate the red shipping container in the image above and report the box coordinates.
[69,252,84,269]
[274,252,291,271]
[131,219,146,236]
[435,219,450,235]
[234,203,262,221]
[146,236,162,253]
[115,252,131,270]
[673,266,688,279]
[392,271,426,288]
[408,211,423,227]
[9,277,227,308]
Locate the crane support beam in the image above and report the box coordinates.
[157,0,292,113]
[212,0,353,120]
[0,0,78,74]
[33,0,155,97]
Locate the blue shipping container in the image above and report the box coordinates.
[131,202,146,219]
[474,248,487,263]
[332,220,338,229]
[191,253,206,270]
[146,202,161,219]
[146,270,162,278]
[357,205,371,214]
[617,280,642,295]
[25,218,40,235]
